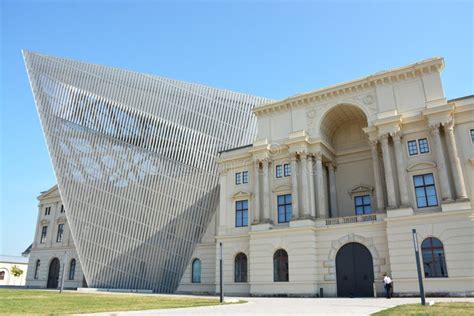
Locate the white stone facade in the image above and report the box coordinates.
[0,256,28,286]
[27,58,474,296]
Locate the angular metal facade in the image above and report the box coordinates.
[23,51,270,292]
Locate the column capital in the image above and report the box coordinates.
[326,161,336,170]
[314,151,323,160]
[290,152,298,161]
[441,117,454,131]
[429,123,441,135]
[391,130,403,142]
[380,133,390,143]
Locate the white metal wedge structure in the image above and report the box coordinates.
[23,51,271,292]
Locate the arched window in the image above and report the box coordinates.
[273,249,289,282]
[0,271,5,280]
[69,259,76,280]
[234,253,248,283]
[191,259,201,283]
[421,237,448,278]
[34,260,40,279]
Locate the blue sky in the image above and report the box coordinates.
[1,0,473,256]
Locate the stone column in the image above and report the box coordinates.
[370,140,385,211]
[380,134,397,208]
[315,153,327,218]
[307,155,316,218]
[392,132,410,207]
[290,153,300,219]
[253,161,261,223]
[429,124,453,202]
[218,171,227,228]
[327,162,338,217]
[262,159,271,222]
[443,119,468,200]
[300,152,311,218]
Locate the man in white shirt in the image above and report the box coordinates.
[383,273,393,299]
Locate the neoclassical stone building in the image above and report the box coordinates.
[27,57,474,297]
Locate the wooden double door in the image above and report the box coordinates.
[336,242,374,297]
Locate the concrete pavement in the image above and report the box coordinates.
[86,297,474,316]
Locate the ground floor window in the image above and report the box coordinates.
[273,249,289,282]
[34,260,40,279]
[422,237,448,278]
[234,253,247,283]
[191,258,201,283]
[69,259,76,280]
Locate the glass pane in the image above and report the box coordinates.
[425,186,436,196]
[364,206,372,214]
[242,200,248,209]
[236,216,242,227]
[286,194,292,204]
[415,187,426,198]
[355,197,362,206]
[414,175,424,187]
[356,206,364,215]
[363,195,371,205]
[286,206,292,219]
[431,238,442,248]
[417,197,427,208]
[243,211,248,226]
[427,195,438,206]
[424,174,434,185]
[278,195,284,205]
[278,212,284,223]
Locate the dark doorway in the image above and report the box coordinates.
[336,242,374,297]
[47,258,60,289]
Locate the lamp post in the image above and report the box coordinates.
[412,229,426,305]
[60,252,67,293]
[219,242,223,303]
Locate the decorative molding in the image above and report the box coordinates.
[406,161,437,172]
[272,184,292,193]
[231,190,252,199]
[348,184,374,196]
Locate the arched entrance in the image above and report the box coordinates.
[336,242,374,297]
[47,258,60,289]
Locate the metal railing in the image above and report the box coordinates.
[325,213,379,226]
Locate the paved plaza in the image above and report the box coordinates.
[87,296,474,316]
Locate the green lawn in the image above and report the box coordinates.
[372,302,474,316]
[0,288,222,315]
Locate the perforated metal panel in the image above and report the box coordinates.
[24,51,271,292]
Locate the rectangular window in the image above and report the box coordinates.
[235,200,248,227]
[470,129,474,143]
[414,173,438,208]
[44,207,51,216]
[354,195,372,215]
[407,140,418,156]
[235,172,241,185]
[242,171,248,184]
[283,163,291,177]
[277,194,292,223]
[56,224,64,242]
[275,165,283,178]
[60,205,65,213]
[40,226,48,243]
[418,138,429,154]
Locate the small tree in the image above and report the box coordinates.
[11,265,24,277]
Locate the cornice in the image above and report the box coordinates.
[253,57,444,117]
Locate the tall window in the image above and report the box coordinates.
[283,163,291,177]
[354,195,372,215]
[235,200,248,227]
[242,171,249,184]
[234,253,248,283]
[407,140,418,156]
[470,129,474,143]
[69,259,76,280]
[34,260,40,279]
[418,138,429,153]
[44,207,51,216]
[191,259,201,283]
[273,249,289,282]
[56,224,64,242]
[60,205,65,213]
[275,165,283,178]
[40,226,48,243]
[413,174,438,208]
[421,237,448,278]
[0,271,5,280]
[277,194,292,223]
[235,172,242,185]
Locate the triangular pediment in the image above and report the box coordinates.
[348,184,374,196]
[232,190,251,199]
